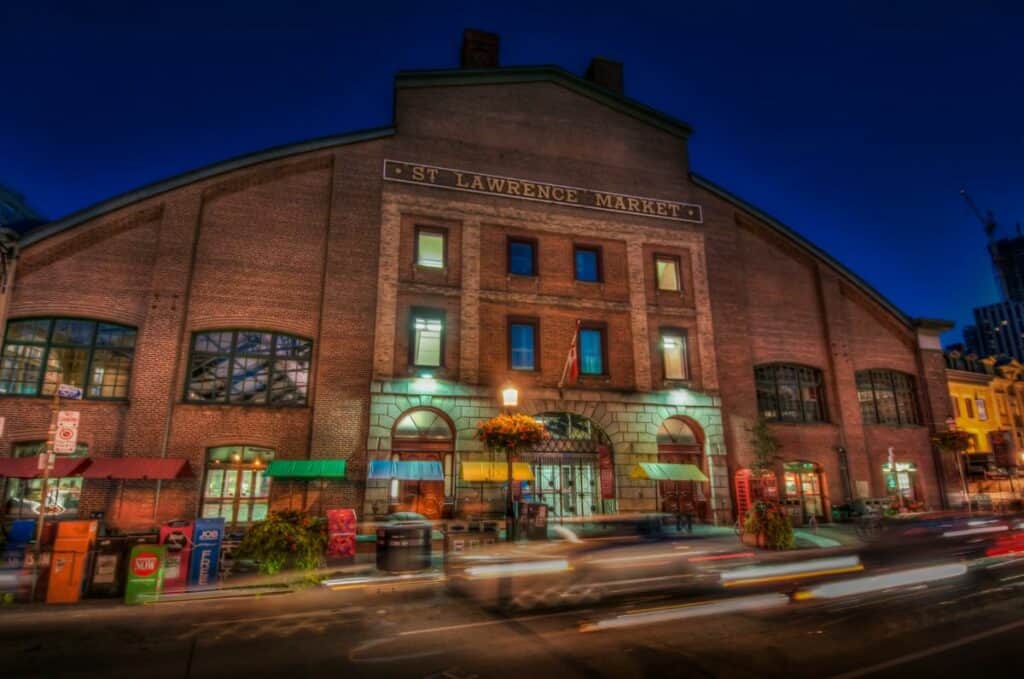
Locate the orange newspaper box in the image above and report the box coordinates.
[46,520,98,604]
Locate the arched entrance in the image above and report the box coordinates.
[391,408,454,519]
[657,417,709,522]
[523,412,613,519]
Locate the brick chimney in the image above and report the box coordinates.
[585,57,624,95]
[461,29,500,68]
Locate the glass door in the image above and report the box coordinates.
[202,466,270,525]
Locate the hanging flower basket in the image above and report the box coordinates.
[476,413,549,453]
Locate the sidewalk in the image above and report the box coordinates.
[794,523,863,549]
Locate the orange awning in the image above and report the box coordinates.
[461,461,535,482]
[0,457,91,479]
[81,457,193,480]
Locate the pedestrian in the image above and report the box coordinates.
[808,514,818,533]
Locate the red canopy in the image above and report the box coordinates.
[0,456,91,479]
[81,457,193,481]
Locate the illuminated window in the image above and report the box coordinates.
[186,330,311,405]
[660,330,688,380]
[416,228,446,269]
[655,255,681,292]
[755,364,827,423]
[3,442,87,518]
[201,446,274,525]
[856,370,920,425]
[977,398,989,421]
[574,246,601,282]
[0,318,136,399]
[411,309,444,368]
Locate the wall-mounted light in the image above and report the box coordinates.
[502,384,519,408]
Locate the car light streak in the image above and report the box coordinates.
[323,572,446,590]
[580,593,790,632]
[719,556,862,587]
[464,559,571,578]
[793,562,967,600]
[942,525,1008,538]
[689,551,756,563]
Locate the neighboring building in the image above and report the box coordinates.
[967,301,1024,362]
[0,31,955,530]
[945,351,1024,507]
[988,235,1024,303]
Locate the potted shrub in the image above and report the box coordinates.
[238,510,328,575]
[740,501,795,550]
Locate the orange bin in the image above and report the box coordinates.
[46,520,98,604]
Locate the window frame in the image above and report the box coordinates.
[506,237,538,277]
[659,327,690,381]
[754,363,828,424]
[654,254,682,293]
[507,317,540,372]
[856,369,921,426]
[201,445,274,526]
[577,321,608,377]
[415,226,448,270]
[0,316,137,401]
[184,329,312,407]
[573,245,603,283]
[409,307,446,369]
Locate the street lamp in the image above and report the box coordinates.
[945,416,972,514]
[501,384,519,541]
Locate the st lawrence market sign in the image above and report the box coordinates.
[383,160,703,224]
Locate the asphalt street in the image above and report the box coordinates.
[2,561,1023,679]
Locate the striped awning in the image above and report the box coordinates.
[630,463,708,482]
[461,461,535,482]
[367,460,444,481]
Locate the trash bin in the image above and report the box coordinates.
[47,520,98,604]
[376,522,432,573]
[444,521,469,554]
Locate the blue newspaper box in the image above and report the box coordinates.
[188,517,224,589]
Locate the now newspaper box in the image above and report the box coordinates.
[188,518,224,589]
[125,545,166,605]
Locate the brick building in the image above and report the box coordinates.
[0,32,954,530]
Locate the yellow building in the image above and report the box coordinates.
[945,352,1024,508]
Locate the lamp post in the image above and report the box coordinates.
[502,384,518,541]
[945,416,972,514]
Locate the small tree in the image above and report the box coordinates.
[750,416,780,473]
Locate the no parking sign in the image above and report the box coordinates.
[53,411,80,454]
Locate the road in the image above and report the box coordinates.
[2,561,1023,678]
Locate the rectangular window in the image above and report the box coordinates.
[507,238,536,277]
[655,255,681,292]
[951,396,960,418]
[660,330,688,380]
[977,398,988,421]
[186,330,311,405]
[578,326,605,375]
[416,228,446,269]
[412,310,444,368]
[509,321,537,371]
[965,397,975,418]
[574,246,601,282]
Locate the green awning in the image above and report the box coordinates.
[630,463,708,482]
[265,460,347,479]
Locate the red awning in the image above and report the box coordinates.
[0,457,91,479]
[81,457,193,481]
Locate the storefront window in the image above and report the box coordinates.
[883,462,917,500]
[186,330,311,405]
[2,442,88,517]
[201,446,274,525]
[0,318,136,399]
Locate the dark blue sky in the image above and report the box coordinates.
[4,2,1023,342]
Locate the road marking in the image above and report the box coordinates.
[827,616,1024,679]
[398,609,586,636]
[349,637,446,664]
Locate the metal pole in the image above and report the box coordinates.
[30,388,61,602]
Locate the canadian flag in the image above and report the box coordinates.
[558,320,581,389]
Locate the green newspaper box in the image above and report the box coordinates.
[124,544,166,605]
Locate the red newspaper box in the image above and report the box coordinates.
[159,520,194,592]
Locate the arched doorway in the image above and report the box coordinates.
[524,412,613,519]
[657,417,708,522]
[391,408,454,519]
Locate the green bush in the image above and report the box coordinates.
[238,510,328,574]
[743,501,795,550]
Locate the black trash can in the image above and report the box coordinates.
[376,522,432,573]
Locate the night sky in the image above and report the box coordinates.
[4,2,1023,343]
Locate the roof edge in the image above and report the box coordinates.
[914,317,956,333]
[21,125,396,247]
[690,172,915,329]
[395,65,693,140]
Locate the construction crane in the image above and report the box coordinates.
[960,187,999,240]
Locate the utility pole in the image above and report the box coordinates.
[29,387,61,602]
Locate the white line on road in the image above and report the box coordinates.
[827,616,1024,679]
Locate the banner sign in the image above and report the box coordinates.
[125,544,165,605]
[598,445,616,500]
[188,518,224,589]
[383,160,704,224]
[53,411,80,454]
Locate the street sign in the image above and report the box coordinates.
[57,384,83,400]
[53,411,80,454]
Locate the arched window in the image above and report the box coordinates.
[657,417,702,447]
[0,318,136,399]
[201,445,275,525]
[856,369,920,425]
[186,330,311,405]
[393,409,454,441]
[754,364,827,423]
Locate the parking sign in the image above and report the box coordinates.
[53,411,80,454]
